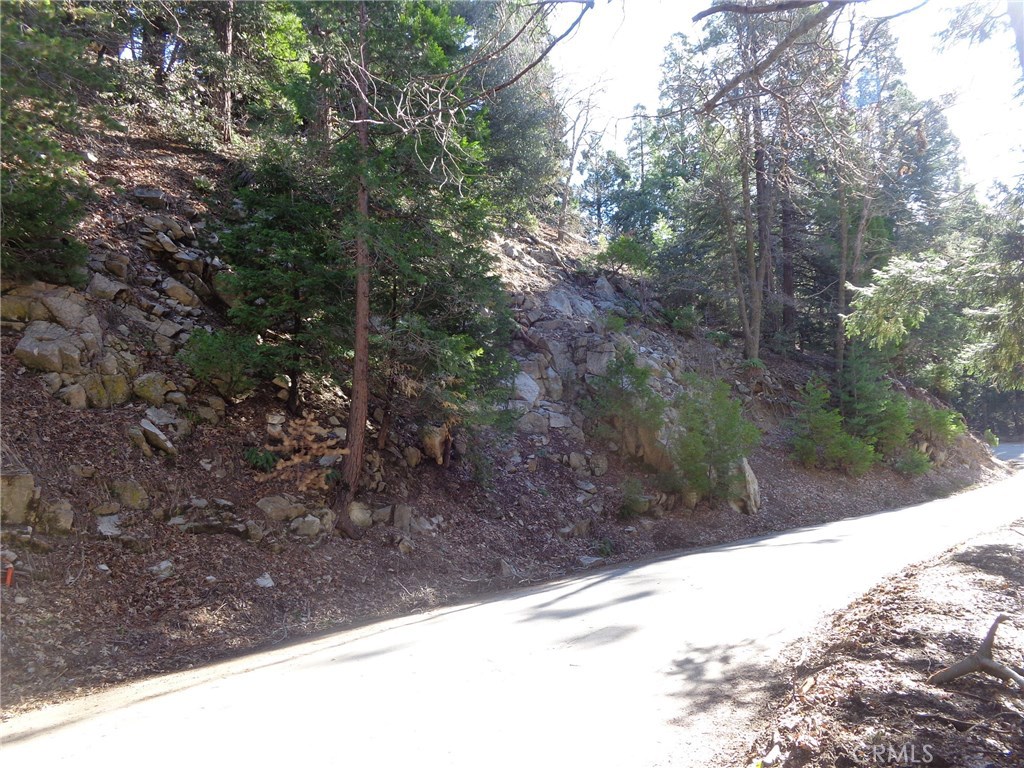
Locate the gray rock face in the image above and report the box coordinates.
[513,371,542,407]
[139,419,177,456]
[87,273,130,301]
[14,321,87,373]
[728,458,761,515]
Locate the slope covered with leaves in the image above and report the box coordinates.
[0,129,1009,714]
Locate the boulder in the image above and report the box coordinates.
[0,471,37,525]
[111,479,150,510]
[133,372,173,406]
[547,290,574,317]
[59,384,88,410]
[420,424,449,465]
[728,458,760,515]
[39,497,74,533]
[256,494,306,522]
[149,560,175,580]
[373,505,394,525]
[14,321,86,373]
[139,419,177,456]
[0,294,35,322]
[163,277,200,307]
[393,503,414,534]
[594,276,617,301]
[348,501,374,529]
[404,446,422,468]
[96,514,123,537]
[128,425,154,457]
[133,187,168,210]
[41,293,89,330]
[568,452,589,473]
[290,514,323,538]
[87,273,129,301]
[515,411,549,435]
[585,343,616,377]
[254,573,275,588]
[513,371,542,407]
[144,406,178,427]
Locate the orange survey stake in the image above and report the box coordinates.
[4,565,12,588]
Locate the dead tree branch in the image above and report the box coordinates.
[692,0,865,23]
[927,614,1024,689]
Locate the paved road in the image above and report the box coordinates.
[3,472,1022,768]
[994,441,1024,462]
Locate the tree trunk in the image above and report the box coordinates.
[740,158,762,361]
[339,1,371,516]
[835,184,850,372]
[753,105,775,342]
[780,191,797,338]
[220,0,234,144]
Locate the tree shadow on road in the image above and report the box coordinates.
[666,636,791,718]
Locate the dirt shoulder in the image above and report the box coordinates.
[746,517,1024,768]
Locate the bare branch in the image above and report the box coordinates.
[693,0,865,23]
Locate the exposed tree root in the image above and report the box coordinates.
[928,614,1024,689]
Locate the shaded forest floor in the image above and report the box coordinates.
[747,518,1024,768]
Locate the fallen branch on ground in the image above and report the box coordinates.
[927,614,1024,689]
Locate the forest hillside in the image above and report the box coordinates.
[1,0,1021,712]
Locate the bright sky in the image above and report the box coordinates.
[548,0,1024,193]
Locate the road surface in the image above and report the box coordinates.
[3,472,1022,767]
[994,441,1024,462]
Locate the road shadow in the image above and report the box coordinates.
[953,542,1024,585]
[666,635,790,715]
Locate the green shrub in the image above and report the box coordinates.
[583,349,665,439]
[0,4,97,284]
[667,305,699,336]
[705,330,731,347]
[670,375,761,499]
[790,377,877,476]
[595,236,651,275]
[838,349,914,459]
[983,429,999,448]
[908,400,966,448]
[244,447,278,473]
[179,330,263,400]
[618,478,647,519]
[893,450,932,476]
[603,313,627,333]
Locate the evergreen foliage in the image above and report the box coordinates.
[790,378,877,477]
[0,1,100,283]
[668,375,760,500]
